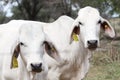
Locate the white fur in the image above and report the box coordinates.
[35,6,115,80]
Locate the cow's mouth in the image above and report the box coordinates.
[32,69,42,73]
[88,44,97,50]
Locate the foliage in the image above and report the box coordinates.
[0,0,120,22]
[10,0,120,21]
[110,0,120,17]
[12,0,46,20]
[11,0,75,21]
[0,11,6,24]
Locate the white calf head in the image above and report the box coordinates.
[10,25,45,72]
[10,25,60,73]
[71,6,115,50]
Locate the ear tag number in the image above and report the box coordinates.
[12,56,18,68]
[72,33,79,41]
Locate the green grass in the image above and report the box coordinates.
[84,34,120,80]
[84,62,120,80]
[83,41,120,80]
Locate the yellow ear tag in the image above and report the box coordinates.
[72,33,79,41]
[12,56,18,68]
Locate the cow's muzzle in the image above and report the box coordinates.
[87,40,98,50]
[31,63,42,72]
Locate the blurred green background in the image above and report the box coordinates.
[0,0,120,23]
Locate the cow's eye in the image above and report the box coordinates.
[98,20,102,24]
[20,42,27,47]
[20,42,24,46]
[79,22,83,25]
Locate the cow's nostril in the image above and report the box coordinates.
[31,63,43,72]
[31,63,35,69]
[38,63,42,68]
[87,40,97,45]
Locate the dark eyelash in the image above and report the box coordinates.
[98,20,102,24]
[20,42,27,47]
[79,22,83,25]
[20,42,24,46]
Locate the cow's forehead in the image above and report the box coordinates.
[78,6,100,16]
[20,24,45,44]
[78,6,100,22]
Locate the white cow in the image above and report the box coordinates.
[0,20,59,80]
[35,6,115,80]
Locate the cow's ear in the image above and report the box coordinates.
[10,44,20,69]
[70,26,80,44]
[101,18,115,38]
[44,41,61,62]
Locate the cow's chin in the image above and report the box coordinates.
[84,44,98,51]
[87,43,98,51]
[88,46,97,51]
[32,69,42,73]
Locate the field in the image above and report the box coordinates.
[84,18,120,80]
